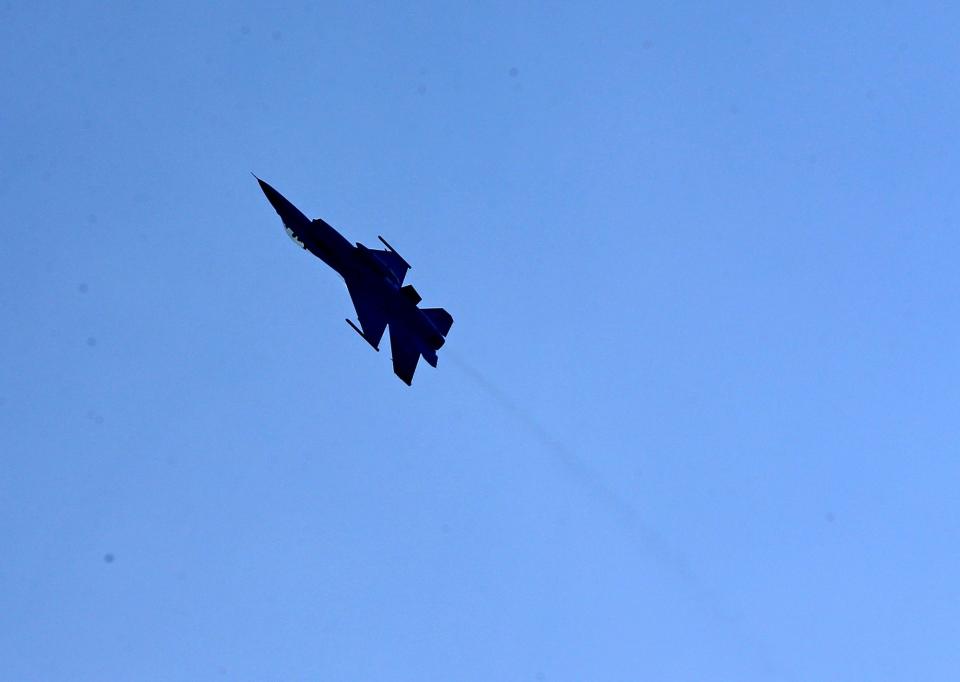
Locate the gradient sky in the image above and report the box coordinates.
[2,2,959,680]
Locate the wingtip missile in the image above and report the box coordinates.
[346,318,380,351]
[377,235,411,270]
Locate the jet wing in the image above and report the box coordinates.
[344,279,387,350]
[388,323,421,386]
[368,248,410,286]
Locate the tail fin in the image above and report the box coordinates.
[422,307,454,337]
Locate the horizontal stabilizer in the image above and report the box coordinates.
[421,307,454,337]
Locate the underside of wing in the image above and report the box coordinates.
[344,278,387,350]
[389,323,421,386]
[368,248,410,285]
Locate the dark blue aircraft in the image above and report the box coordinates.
[254,175,453,385]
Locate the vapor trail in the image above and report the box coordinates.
[447,354,700,583]
[446,351,795,682]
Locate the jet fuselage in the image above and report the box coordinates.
[255,175,452,383]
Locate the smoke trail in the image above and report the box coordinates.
[446,351,796,681]
[448,354,701,583]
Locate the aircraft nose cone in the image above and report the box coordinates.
[253,175,310,228]
[254,175,278,203]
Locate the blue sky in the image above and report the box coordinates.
[2,2,959,680]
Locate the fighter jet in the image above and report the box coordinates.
[254,175,453,385]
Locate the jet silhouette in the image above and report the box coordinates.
[254,175,453,385]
